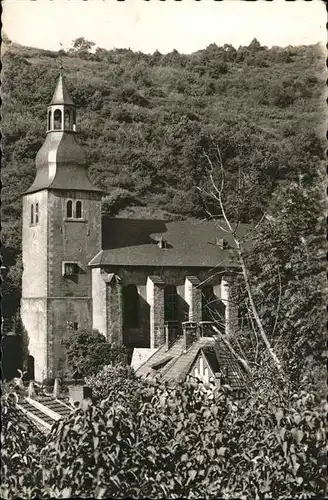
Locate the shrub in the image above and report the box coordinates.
[61,329,129,378]
[42,377,55,388]
[40,380,326,499]
[86,364,152,413]
[1,396,44,499]
[1,375,326,499]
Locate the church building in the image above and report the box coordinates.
[21,71,250,383]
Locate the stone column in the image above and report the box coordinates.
[184,276,202,323]
[105,274,123,345]
[220,274,237,336]
[146,276,165,348]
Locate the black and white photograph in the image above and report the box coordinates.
[1,0,326,498]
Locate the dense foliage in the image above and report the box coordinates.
[1,38,325,332]
[225,177,325,387]
[1,395,44,499]
[1,372,326,499]
[61,329,130,377]
[1,37,325,499]
[86,363,147,412]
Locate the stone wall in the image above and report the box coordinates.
[47,297,92,378]
[22,191,49,297]
[21,298,48,381]
[106,277,123,345]
[48,190,101,298]
[21,188,101,381]
[93,265,234,349]
[92,268,107,336]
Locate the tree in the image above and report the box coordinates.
[199,146,285,377]
[61,329,130,377]
[199,144,324,389]
[69,37,95,56]
[242,181,325,386]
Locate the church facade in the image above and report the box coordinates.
[21,71,248,382]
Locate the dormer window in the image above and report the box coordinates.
[216,238,229,249]
[66,200,73,218]
[62,262,79,276]
[47,110,51,131]
[158,237,167,249]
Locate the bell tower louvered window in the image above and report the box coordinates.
[75,200,82,218]
[66,200,73,218]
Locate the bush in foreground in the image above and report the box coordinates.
[1,375,326,499]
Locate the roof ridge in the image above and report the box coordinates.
[136,344,166,374]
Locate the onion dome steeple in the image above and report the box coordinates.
[24,68,102,194]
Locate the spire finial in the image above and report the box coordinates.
[59,42,63,74]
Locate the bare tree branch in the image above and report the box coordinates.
[272,265,282,339]
[212,325,252,376]
[203,145,285,377]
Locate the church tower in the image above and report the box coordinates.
[21,68,102,381]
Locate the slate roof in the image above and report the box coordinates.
[50,70,74,106]
[136,331,247,390]
[17,395,73,433]
[25,133,103,195]
[88,218,253,267]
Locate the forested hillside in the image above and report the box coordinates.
[1,38,325,335]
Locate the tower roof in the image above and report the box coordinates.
[24,69,102,195]
[50,68,74,106]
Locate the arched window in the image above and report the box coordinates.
[164,285,178,322]
[123,285,139,328]
[64,109,71,129]
[75,200,82,218]
[47,110,51,131]
[54,109,62,130]
[30,204,34,224]
[202,286,215,322]
[66,200,73,218]
[35,203,39,224]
